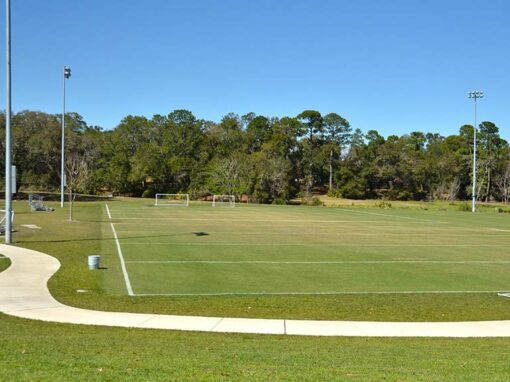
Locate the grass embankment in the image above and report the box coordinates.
[319,195,510,211]
[0,256,10,272]
[1,313,510,381]
[7,198,510,322]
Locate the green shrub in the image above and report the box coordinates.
[339,182,365,199]
[375,201,392,209]
[327,188,342,198]
[303,196,324,206]
[141,188,155,198]
[272,197,287,205]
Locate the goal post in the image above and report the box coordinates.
[155,193,190,207]
[212,195,235,207]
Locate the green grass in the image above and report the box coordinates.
[4,199,510,380]
[6,198,510,321]
[110,201,510,295]
[0,255,10,272]
[1,313,510,381]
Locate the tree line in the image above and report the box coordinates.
[1,109,509,204]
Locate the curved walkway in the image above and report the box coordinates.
[1,244,510,337]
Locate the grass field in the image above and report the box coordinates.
[106,200,510,296]
[4,198,510,380]
[8,197,510,322]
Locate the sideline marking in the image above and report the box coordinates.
[133,290,507,297]
[125,260,510,264]
[106,204,134,296]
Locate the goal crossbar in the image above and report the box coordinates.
[155,193,190,207]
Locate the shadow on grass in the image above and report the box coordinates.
[16,232,206,244]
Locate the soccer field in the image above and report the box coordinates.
[105,200,510,297]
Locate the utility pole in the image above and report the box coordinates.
[61,66,71,207]
[5,0,12,244]
[468,91,484,213]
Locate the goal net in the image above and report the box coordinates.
[28,194,54,212]
[155,193,190,207]
[212,195,235,207]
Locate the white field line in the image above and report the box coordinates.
[105,204,134,296]
[113,230,510,238]
[119,242,508,247]
[491,228,510,233]
[111,218,392,223]
[124,260,510,264]
[133,290,508,297]
[336,208,448,224]
[111,216,450,225]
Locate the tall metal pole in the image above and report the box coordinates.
[61,68,66,208]
[472,98,477,213]
[468,91,483,213]
[5,0,12,244]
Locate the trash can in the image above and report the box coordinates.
[88,255,100,270]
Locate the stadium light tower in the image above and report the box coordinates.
[5,0,12,243]
[61,66,71,208]
[468,90,484,213]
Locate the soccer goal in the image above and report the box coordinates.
[155,193,190,207]
[28,194,54,212]
[212,195,235,207]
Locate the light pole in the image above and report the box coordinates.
[61,66,71,208]
[468,90,484,213]
[5,0,12,244]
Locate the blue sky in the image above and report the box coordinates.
[0,0,509,139]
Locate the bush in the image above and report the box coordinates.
[327,188,342,198]
[375,201,392,209]
[302,196,324,206]
[495,207,504,214]
[141,188,155,198]
[272,197,287,205]
[339,182,366,199]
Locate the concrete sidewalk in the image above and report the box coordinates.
[1,244,510,337]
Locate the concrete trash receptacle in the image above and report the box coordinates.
[88,255,100,270]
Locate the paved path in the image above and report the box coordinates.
[1,244,510,337]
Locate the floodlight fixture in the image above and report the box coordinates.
[468,91,484,99]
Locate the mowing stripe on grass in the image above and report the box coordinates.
[337,208,448,224]
[113,230,510,238]
[120,242,508,247]
[124,260,510,264]
[133,290,508,297]
[112,216,448,225]
[112,217,391,223]
[106,204,134,296]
